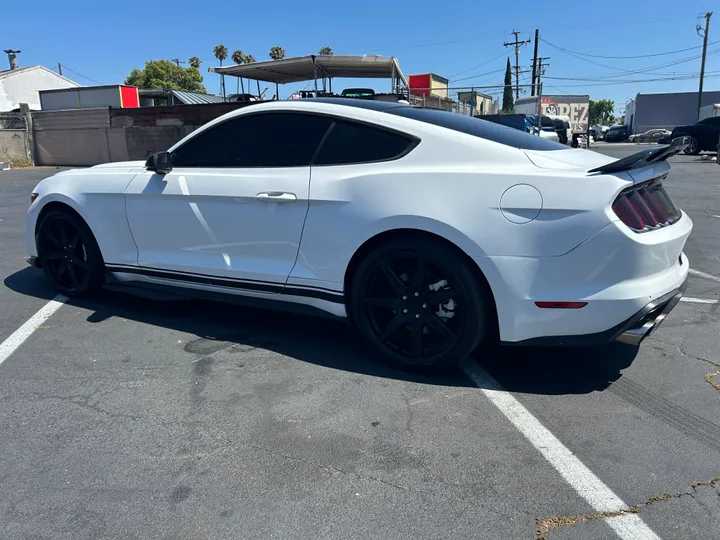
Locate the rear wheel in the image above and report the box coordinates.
[683,137,700,155]
[36,209,105,297]
[349,238,492,371]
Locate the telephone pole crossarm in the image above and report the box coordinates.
[504,30,531,99]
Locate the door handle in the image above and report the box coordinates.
[256,192,297,202]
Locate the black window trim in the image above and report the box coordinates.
[170,109,420,170]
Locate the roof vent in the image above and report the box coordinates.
[3,49,21,70]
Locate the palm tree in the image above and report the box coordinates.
[269,46,286,60]
[231,49,245,94]
[318,47,333,56]
[214,44,228,98]
[244,55,258,96]
[188,56,201,69]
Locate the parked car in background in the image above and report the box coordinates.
[670,116,720,155]
[590,125,609,141]
[24,98,691,370]
[605,125,632,142]
[629,129,672,144]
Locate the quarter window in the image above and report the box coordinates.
[313,120,417,166]
[172,112,333,168]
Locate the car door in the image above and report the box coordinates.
[123,110,333,290]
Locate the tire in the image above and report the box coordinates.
[349,237,492,371]
[683,137,701,155]
[36,209,105,297]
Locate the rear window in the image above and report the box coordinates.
[385,107,568,151]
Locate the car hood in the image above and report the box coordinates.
[523,148,615,171]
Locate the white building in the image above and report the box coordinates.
[0,65,79,111]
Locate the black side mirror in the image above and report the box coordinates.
[145,151,173,175]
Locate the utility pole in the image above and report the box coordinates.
[504,30,531,99]
[697,12,712,120]
[57,63,63,76]
[531,29,540,96]
[536,57,550,117]
[171,58,185,67]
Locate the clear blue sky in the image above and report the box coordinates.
[5,1,719,115]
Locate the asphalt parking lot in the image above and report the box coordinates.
[0,147,718,540]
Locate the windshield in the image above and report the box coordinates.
[385,108,569,151]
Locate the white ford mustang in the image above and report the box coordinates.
[26,98,691,369]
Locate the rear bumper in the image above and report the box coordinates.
[614,280,686,345]
[511,278,686,347]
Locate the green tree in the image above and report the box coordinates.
[231,50,245,94]
[318,46,333,56]
[269,46,286,60]
[244,55,259,97]
[188,56,201,69]
[589,99,616,125]
[124,60,206,93]
[214,44,228,98]
[214,44,228,65]
[502,58,513,112]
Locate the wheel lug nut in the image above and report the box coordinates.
[415,314,420,319]
[414,292,420,297]
[422,303,427,308]
[402,296,407,300]
[402,309,408,314]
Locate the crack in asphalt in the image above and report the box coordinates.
[650,336,720,395]
[535,477,720,539]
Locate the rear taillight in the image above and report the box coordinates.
[612,179,681,233]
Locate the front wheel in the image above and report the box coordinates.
[683,137,700,155]
[36,209,105,297]
[349,238,493,371]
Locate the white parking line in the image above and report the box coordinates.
[680,297,720,304]
[460,359,661,540]
[0,295,67,367]
[689,268,720,284]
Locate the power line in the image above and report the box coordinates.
[541,38,707,75]
[58,64,104,85]
[539,72,720,87]
[540,38,720,60]
[452,67,507,83]
[448,51,508,79]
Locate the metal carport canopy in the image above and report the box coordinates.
[208,54,408,86]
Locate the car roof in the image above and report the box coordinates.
[306,97,409,111]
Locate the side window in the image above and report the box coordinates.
[313,120,417,166]
[172,112,333,168]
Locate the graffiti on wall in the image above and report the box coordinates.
[541,96,589,133]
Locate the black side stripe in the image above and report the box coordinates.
[106,265,344,304]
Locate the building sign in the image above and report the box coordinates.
[540,95,589,133]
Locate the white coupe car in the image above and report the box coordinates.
[26,98,692,370]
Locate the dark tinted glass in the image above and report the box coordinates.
[699,116,720,125]
[386,107,568,151]
[313,120,416,165]
[172,112,333,168]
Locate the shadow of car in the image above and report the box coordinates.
[4,267,640,396]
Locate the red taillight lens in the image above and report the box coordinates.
[612,180,681,232]
[534,301,588,309]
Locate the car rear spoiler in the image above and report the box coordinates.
[588,136,690,174]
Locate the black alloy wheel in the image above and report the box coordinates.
[683,137,700,155]
[350,238,491,370]
[37,210,104,297]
